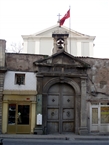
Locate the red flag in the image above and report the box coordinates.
[60,9,70,26]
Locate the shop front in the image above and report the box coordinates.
[2,93,36,134]
[90,102,109,133]
[7,102,31,134]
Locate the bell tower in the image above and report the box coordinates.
[52,27,69,54]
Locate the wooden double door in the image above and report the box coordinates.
[47,83,75,134]
[7,102,31,134]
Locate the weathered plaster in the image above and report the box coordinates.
[81,57,109,100]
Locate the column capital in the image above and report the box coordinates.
[81,76,87,80]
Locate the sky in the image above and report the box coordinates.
[0,0,109,58]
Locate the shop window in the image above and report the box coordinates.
[101,107,109,124]
[8,104,30,125]
[8,104,16,124]
[15,74,25,85]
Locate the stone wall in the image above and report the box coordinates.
[80,57,109,101]
[0,40,6,133]
[5,53,109,100]
[5,53,47,71]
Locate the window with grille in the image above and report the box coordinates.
[15,74,25,85]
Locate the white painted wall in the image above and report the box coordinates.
[4,71,37,90]
[35,39,40,54]
[39,38,53,55]
[77,42,81,56]
[22,38,94,57]
[89,42,93,57]
[22,26,95,57]
[67,39,77,56]
[23,38,53,55]
[81,42,89,56]
[27,41,35,54]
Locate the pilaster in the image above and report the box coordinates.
[79,77,88,135]
[34,94,43,134]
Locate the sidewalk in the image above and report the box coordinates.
[0,133,109,141]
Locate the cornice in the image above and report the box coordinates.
[22,35,95,40]
[3,90,37,95]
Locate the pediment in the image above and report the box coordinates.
[34,50,90,68]
[22,24,95,39]
[34,26,81,37]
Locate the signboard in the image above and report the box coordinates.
[37,113,42,125]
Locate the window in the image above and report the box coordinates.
[15,74,25,85]
[101,107,109,124]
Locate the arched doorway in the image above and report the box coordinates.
[47,83,75,134]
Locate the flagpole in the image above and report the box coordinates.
[69,6,71,54]
[57,13,61,27]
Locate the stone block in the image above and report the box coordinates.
[79,127,89,135]
[34,127,43,135]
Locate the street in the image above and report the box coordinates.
[2,138,109,145]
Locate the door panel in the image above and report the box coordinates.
[62,94,74,132]
[92,108,98,124]
[47,122,59,133]
[17,105,30,133]
[48,95,59,106]
[63,109,74,120]
[63,122,74,132]
[17,105,30,125]
[62,95,74,108]
[7,103,31,134]
[90,107,99,132]
[48,109,59,120]
[47,94,59,134]
[47,83,74,134]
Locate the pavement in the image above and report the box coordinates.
[0,133,109,141]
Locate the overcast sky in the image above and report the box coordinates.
[0,0,109,58]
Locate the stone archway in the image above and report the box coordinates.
[43,78,80,96]
[42,77,81,134]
